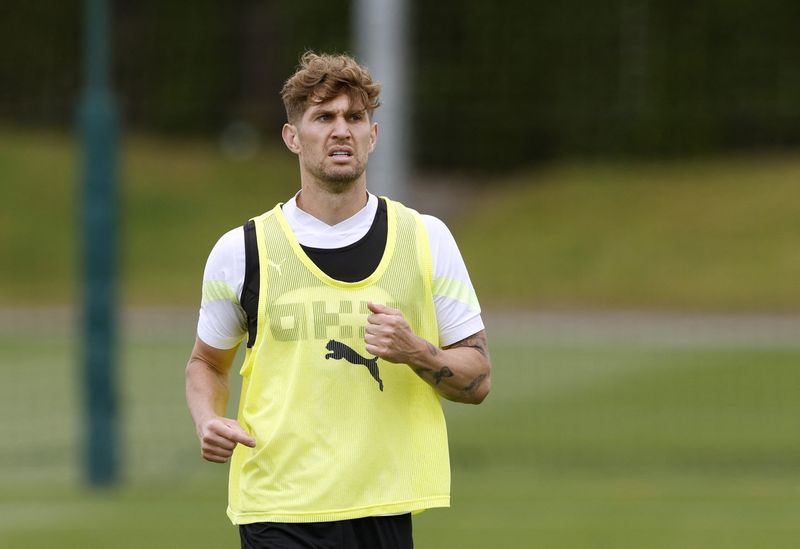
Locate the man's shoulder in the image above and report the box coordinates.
[418,213,456,247]
[384,198,451,234]
[205,226,246,269]
[419,212,448,231]
[216,225,245,248]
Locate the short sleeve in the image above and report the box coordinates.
[421,215,485,347]
[196,227,248,350]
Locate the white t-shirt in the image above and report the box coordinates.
[198,192,484,350]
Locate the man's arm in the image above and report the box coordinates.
[364,302,491,404]
[185,337,256,463]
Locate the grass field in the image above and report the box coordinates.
[2,316,799,548]
[456,156,800,311]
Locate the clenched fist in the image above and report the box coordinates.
[198,417,256,463]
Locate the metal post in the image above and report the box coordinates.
[354,0,411,204]
[78,0,119,486]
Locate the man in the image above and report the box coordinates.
[185,51,491,549]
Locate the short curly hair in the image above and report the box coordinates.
[280,51,381,124]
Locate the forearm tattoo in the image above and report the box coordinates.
[414,332,489,396]
[463,373,488,395]
[434,366,454,385]
[413,366,453,385]
[444,332,489,359]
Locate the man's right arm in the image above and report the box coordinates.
[185,337,256,463]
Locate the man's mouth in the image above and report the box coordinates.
[329,149,353,157]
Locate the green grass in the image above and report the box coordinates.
[2,127,800,309]
[2,326,799,548]
[4,469,798,549]
[456,156,800,311]
[0,130,77,303]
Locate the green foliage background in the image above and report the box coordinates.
[2,1,800,169]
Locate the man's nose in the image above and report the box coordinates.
[331,116,350,138]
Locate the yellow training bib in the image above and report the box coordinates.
[227,198,450,524]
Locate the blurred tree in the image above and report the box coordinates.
[1,0,799,171]
[0,0,81,126]
[115,1,239,133]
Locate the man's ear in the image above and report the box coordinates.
[368,122,378,153]
[282,123,300,154]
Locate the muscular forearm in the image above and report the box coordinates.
[405,331,491,404]
[185,338,255,463]
[185,336,240,434]
[186,359,230,435]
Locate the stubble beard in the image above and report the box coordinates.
[308,158,367,194]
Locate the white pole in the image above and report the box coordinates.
[354,0,410,204]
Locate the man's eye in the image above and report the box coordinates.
[350,113,364,121]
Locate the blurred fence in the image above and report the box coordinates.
[2,0,800,171]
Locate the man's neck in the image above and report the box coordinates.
[295,180,369,226]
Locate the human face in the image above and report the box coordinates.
[282,94,378,192]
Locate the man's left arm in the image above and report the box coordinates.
[365,302,491,404]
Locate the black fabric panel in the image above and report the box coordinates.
[241,219,260,348]
[301,198,388,283]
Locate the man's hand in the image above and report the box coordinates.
[198,416,256,463]
[364,302,492,404]
[364,302,425,364]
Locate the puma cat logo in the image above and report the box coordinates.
[267,258,287,276]
[325,339,384,391]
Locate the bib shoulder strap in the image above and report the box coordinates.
[241,219,260,348]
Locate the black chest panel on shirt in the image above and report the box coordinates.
[240,198,388,347]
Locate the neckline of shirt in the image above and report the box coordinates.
[282,191,378,249]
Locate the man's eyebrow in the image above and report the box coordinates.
[308,105,366,117]
[309,106,336,117]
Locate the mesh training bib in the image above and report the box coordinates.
[227,198,450,524]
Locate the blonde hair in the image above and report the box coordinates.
[280,52,381,123]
